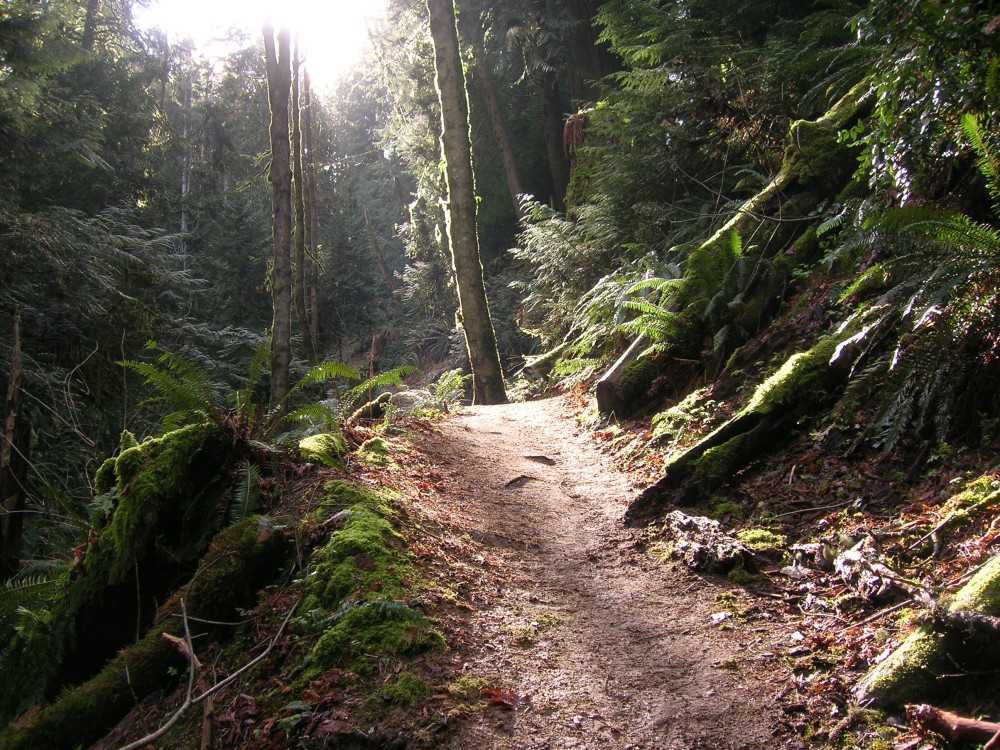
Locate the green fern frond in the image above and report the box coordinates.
[963,113,1000,212]
[229,460,262,525]
[119,342,223,428]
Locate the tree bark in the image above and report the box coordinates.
[561,0,618,103]
[460,11,527,219]
[291,43,317,365]
[539,68,569,211]
[303,68,321,348]
[365,208,397,293]
[264,22,293,408]
[426,0,507,404]
[82,0,101,51]
[1,313,27,575]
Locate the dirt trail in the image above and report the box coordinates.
[414,397,796,750]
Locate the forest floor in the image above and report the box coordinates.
[400,397,801,750]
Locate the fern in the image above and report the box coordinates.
[229,460,263,524]
[836,124,1000,449]
[120,341,224,430]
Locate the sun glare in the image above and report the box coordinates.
[135,0,387,89]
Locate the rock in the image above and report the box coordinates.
[834,536,895,601]
[664,511,749,573]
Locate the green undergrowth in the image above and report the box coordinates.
[0,422,229,722]
[297,480,444,680]
[299,432,350,469]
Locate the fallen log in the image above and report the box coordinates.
[626,332,858,524]
[854,552,1000,707]
[906,704,1000,748]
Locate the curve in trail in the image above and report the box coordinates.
[417,397,791,750]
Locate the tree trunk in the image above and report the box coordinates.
[365,208,397,293]
[561,0,618,104]
[460,11,527,219]
[264,22,293,408]
[1,313,27,576]
[539,69,569,211]
[303,69,321,348]
[426,0,507,404]
[82,0,101,51]
[291,44,317,365]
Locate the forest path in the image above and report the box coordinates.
[412,397,794,750]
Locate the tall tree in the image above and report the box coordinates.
[292,43,317,364]
[426,0,507,404]
[263,21,293,407]
[460,8,527,219]
[303,68,322,348]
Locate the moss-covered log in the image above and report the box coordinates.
[597,82,872,415]
[625,333,858,524]
[0,521,290,750]
[853,551,1000,708]
[0,424,232,720]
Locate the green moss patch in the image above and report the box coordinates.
[310,599,443,677]
[300,481,443,680]
[736,528,787,550]
[357,437,397,468]
[299,432,349,469]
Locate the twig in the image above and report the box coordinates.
[116,598,300,750]
[774,499,852,518]
[851,599,911,628]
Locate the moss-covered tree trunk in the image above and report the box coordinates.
[598,82,873,418]
[0,313,27,575]
[264,22,293,408]
[427,0,507,405]
[0,523,290,750]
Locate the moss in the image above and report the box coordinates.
[298,481,445,680]
[736,528,787,550]
[119,429,139,452]
[93,456,117,495]
[309,600,444,677]
[854,624,945,706]
[727,567,758,585]
[304,505,412,610]
[1,423,228,722]
[949,553,1000,613]
[105,423,224,582]
[744,335,842,415]
[447,674,490,702]
[375,670,430,706]
[299,432,349,469]
[0,519,289,750]
[939,473,1000,517]
[615,355,664,414]
[782,119,855,195]
[357,437,396,468]
[694,439,745,489]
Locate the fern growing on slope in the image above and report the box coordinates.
[838,113,1000,449]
